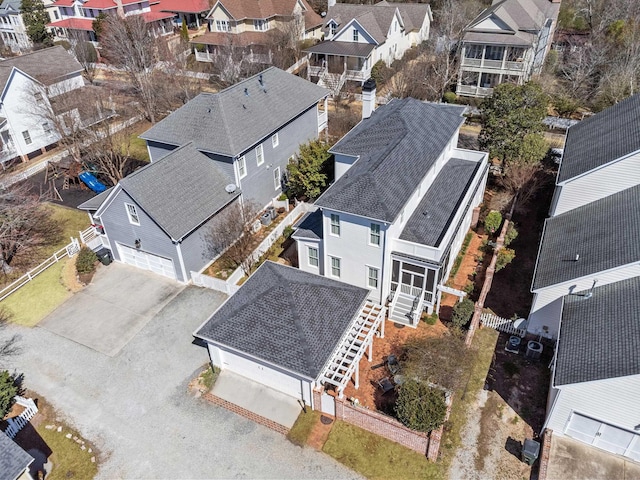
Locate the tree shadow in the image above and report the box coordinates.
[505,435,522,459]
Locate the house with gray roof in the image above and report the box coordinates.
[0,430,34,480]
[78,142,241,282]
[0,0,31,53]
[194,260,386,420]
[293,93,488,326]
[456,0,560,97]
[0,45,85,166]
[304,1,431,94]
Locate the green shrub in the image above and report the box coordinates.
[484,210,502,235]
[553,94,579,118]
[277,192,288,201]
[463,282,475,295]
[54,40,71,50]
[395,380,447,432]
[193,43,206,53]
[451,298,475,329]
[496,248,515,271]
[75,247,97,274]
[370,60,392,87]
[423,312,438,325]
[503,223,518,247]
[0,371,19,418]
[443,91,457,104]
[283,225,294,239]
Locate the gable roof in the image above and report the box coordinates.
[0,431,34,480]
[115,143,240,241]
[210,0,320,24]
[159,0,210,13]
[140,67,328,157]
[0,46,83,93]
[78,186,114,211]
[558,94,640,183]
[195,261,369,379]
[400,157,483,247]
[316,99,466,222]
[532,184,640,290]
[0,0,21,14]
[292,209,323,240]
[554,276,640,386]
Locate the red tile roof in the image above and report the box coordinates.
[82,0,143,8]
[52,0,75,6]
[143,7,175,22]
[158,0,210,14]
[47,17,95,30]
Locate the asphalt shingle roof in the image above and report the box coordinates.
[532,184,640,290]
[0,46,83,94]
[118,143,240,240]
[400,158,482,247]
[78,186,114,211]
[304,40,376,57]
[292,209,323,240]
[140,67,328,157]
[195,261,369,379]
[555,277,640,386]
[316,98,466,222]
[558,94,640,183]
[0,431,33,480]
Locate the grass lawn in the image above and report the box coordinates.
[287,409,321,447]
[127,121,152,162]
[45,203,91,251]
[1,259,72,326]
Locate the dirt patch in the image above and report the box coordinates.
[307,415,334,450]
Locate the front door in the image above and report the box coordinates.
[400,270,424,298]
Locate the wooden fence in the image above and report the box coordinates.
[480,312,526,337]
[3,396,38,439]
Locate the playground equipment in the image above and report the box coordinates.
[78,171,107,193]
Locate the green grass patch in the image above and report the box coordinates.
[36,423,98,480]
[129,133,150,162]
[1,259,72,326]
[38,203,90,255]
[323,421,442,480]
[200,365,219,390]
[287,409,320,447]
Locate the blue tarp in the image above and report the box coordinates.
[79,171,107,193]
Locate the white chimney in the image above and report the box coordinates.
[328,0,336,9]
[362,78,376,119]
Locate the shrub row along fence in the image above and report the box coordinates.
[3,396,38,439]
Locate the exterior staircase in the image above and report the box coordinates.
[389,291,421,326]
[318,70,347,96]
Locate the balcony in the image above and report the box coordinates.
[461,57,526,72]
[0,145,18,168]
[457,84,494,97]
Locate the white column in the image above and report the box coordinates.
[368,341,373,362]
[354,361,359,389]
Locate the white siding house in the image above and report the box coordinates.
[0,0,31,52]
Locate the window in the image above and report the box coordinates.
[22,130,31,145]
[254,19,269,31]
[330,256,341,277]
[255,145,264,166]
[464,44,483,59]
[237,155,247,179]
[34,92,43,104]
[216,20,230,32]
[353,29,359,41]
[273,166,281,190]
[330,23,336,36]
[370,223,380,246]
[53,10,59,19]
[125,203,140,225]
[368,267,379,288]
[484,45,504,61]
[271,133,279,148]
[330,213,340,236]
[42,122,51,135]
[308,246,319,267]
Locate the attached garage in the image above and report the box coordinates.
[566,413,640,461]
[117,243,176,280]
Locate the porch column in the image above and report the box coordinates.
[476,71,481,96]
[501,47,507,70]
[481,45,486,67]
[343,56,347,73]
[196,14,200,28]
[380,316,385,339]
[368,341,373,362]
[354,360,359,389]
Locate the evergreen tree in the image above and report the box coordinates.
[286,139,332,199]
[21,0,53,47]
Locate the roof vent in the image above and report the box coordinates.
[225,184,237,194]
[244,87,249,96]
[258,73,263,86]
[574,253,579,261]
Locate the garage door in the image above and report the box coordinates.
[220,349,304,400]
[117,244,176,280]
[566,413,640,461]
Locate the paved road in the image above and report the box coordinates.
[7,286,359,479]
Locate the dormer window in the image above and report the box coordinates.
[330,22,336,36]
[216,20,230,32]
[254,19,269,31]
[353,29,359,41]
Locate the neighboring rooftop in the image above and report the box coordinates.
[316,98,466,222]
[292,209,323,240]
[0,430,34,480]
[400,158,483,247]
[555,276,640,386]
[558,93,640,183]
[78,186,114,211]
[0,0,21,14]
[532,184,640,290]
[0,46,83,93]
[140,67,328,157]
[195,261,369,379]
[159,0,210,13]
[111,143,240,241]
[207,0,322,28]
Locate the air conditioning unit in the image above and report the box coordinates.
[251,220,262,233]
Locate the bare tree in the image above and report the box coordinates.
[0,308,20,365]
[205,199,262,276]
[67,30,99,84]
[81,122,137,186]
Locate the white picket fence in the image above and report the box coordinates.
[480,312,527,337]
[0,238,81,302]
[191,201,313,295]
[3,396,38,439]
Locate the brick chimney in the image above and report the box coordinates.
[362,78,376,119]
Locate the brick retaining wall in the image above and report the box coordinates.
[202,392,290,436]
[538,429,553,480]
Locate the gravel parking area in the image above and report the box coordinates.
[7,286,359,479]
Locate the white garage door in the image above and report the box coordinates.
[220,349,304,400]
[117,244,176,280]
[566,413,640,461]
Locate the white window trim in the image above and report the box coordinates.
[330,255,341,278]
[369,223,381,246]
[256,144,264,166]
[216,19,230,32]
[330,213,340,236]
[125,203,140,225]
[367,266,379,289]
[273,166,281,190]
[22,130,31,145]
[237,155,247,179]
[272,133,279,148]
[353,29,359,41]
[308,246,319,267]
[254,19,269,31]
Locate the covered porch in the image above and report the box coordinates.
[305,41,375,84]
[192,32,273,64]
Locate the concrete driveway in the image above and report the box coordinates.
[7,272,359,479]
[40,264,183,356]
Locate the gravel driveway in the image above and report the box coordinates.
[7,286,359,479]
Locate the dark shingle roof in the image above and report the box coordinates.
[0,431,33,480]
[316,99,466,222]
[292,209,323,240]
[117,143,240,240]
[558,94,640,183]
[140,67,328,157]
[532,185,640,290]
[77,186,113,211]
[0,46,83,93]
[555,277,640,386]
[400,158,482,246]
[304,40,376,57]
[195,261,369,379]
